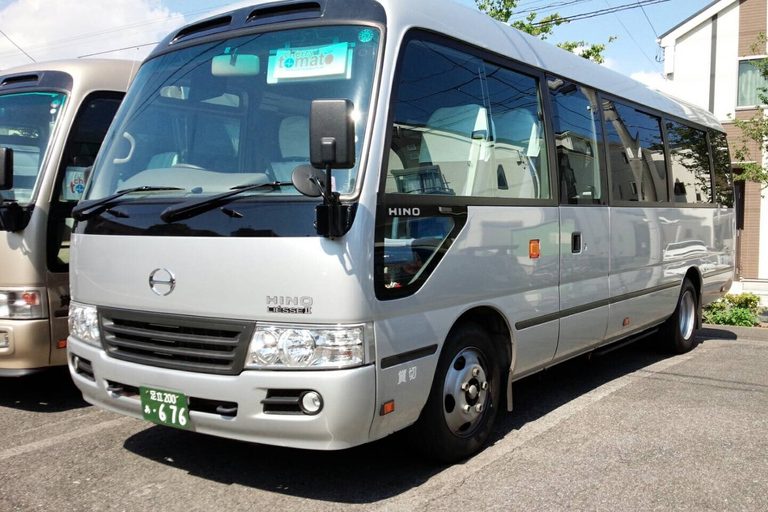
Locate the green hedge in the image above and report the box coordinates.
[703,293,762,327]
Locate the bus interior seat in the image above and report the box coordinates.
[271,116,309,181]
[147,152,179,169]
[492,109,539,199]
[558,151,578,203]
[188,121,238,172]
[420,104,490,196]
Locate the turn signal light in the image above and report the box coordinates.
[529,239,540,259]
[57,340,67,349]
[380,400,395,416]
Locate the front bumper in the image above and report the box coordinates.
[67,336,377,450]
[0,318,53,373]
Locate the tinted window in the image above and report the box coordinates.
[49,94,122,271]
[548,77,603,204]
[666,121,712,204]
[386,39,549,199]
[710,130,734,207]
[604,101,667,203]
[0,92,67,203]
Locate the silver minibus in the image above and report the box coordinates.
[67,0,735,461]
[0,60,133,376]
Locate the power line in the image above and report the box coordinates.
[601,0,660,71]
[78,42,159,59]
[636,0,659,38]
[0,27,35,62]
[0,2,230,61]
[531,0,671,25]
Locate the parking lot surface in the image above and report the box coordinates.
[1,326,767,511]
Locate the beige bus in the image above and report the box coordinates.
[0,59,135,376]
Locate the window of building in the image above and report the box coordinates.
[604,100,667,203]
[548,77,604,204]
[386,39,549,200]
[666,121,712,204]
[737,59,768,107]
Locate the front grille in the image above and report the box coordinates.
[100,308,254,375]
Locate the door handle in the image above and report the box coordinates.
[572,232,582,253]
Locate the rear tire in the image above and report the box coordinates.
[413,322,501,463]
[662,279,699,354]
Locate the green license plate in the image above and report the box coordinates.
[140,386,190,430]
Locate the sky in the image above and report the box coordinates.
[0,0,714,92]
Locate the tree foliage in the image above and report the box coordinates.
[475,0,615,64]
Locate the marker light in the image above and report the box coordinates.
[529,239,541,259]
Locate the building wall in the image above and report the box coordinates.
[713,1,740,120]
[739,0,767,56]
[670,21,713,110]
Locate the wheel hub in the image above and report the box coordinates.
[443,349,490,436]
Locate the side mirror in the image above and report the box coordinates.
[310,99,355,170]
[0,201,29,232]
[0,147,13,191]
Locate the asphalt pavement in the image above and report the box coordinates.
[1,326,766,511]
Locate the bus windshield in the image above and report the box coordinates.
[0,91,67,203]
[87,25,380,201]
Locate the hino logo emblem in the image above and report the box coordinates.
[149,268,176,296]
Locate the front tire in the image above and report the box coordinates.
[662,279,699,354]
[413,322,501,463]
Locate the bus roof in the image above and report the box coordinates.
[156,0,723,131]
[0,59,138,94]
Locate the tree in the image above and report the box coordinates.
[730,34,768,188]
[475,0,615,64]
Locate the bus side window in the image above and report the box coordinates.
[387,38,549,200]
[709,130,734,208]
[485,64,550,200]
[48,93,123,272]
[666,121,712,204]
[604,100,668,203]
[548,77,604,205]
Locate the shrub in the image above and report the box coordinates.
[703,292,761,327]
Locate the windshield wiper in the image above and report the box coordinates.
[72,186,184,221]
[160,181,293,223]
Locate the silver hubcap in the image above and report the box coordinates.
[679,290,695,340]
[443,348,489,436]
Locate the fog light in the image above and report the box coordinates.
[0,331,9,349]
[300,391,323,415]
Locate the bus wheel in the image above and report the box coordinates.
[414,323,500,463]
[662,279,698,354]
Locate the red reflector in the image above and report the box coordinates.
[22,292,39,306]
[380,400,395,416]
[57,340,67,349]
[623,318,630,326]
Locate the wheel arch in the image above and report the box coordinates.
[447,305,513,409]
[683,266,704,328]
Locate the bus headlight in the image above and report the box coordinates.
[68,302,101,347]
[246,324,369,369]
[0,289,45,319]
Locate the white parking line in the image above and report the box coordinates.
[379,351,698,511]
[0,418,129,462]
